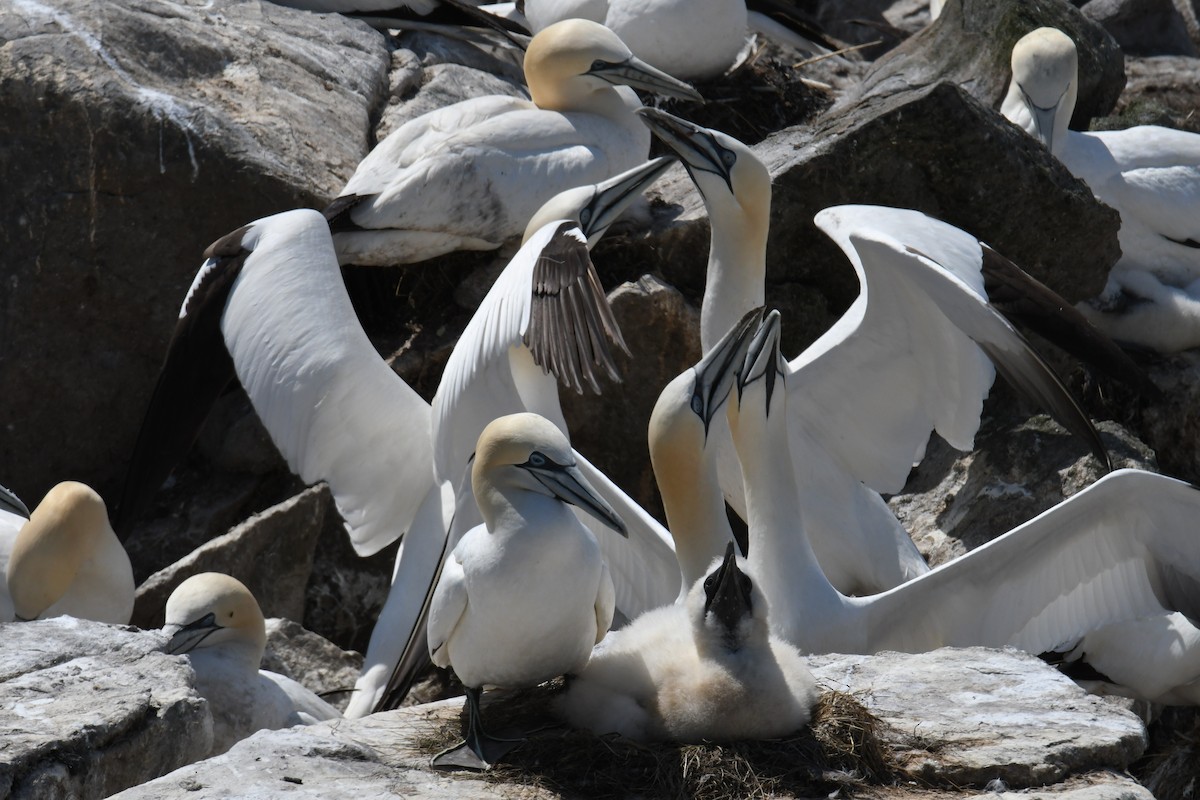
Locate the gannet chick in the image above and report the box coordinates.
[325,18,701,266]
[427,412,624,769]
[164,572,341,756]
[1002,27,1200,351]
[727,311,1200,706]
[560,542,817,742]
[2,481,133,625]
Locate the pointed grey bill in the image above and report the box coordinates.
[524,459,628,537]
[703,541,754,636]
[589,57,702,101]
[578,156,678,241]
[691,307,764,434]
[738,309,784,413]
[0,484,30,519]
[164,612,221,655]
[635,106,735,194]
[1019,84,1067,153]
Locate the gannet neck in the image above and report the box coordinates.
[6,482,122,622]
[703,193,769,354]
[165,573,268,670]
[1003,27,1078,157]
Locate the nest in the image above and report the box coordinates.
[424,683,900,799]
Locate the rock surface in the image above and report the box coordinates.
[0,617,210,798]
[262,617,363,714]
[1083,0,1199,56]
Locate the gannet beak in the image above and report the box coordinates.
[738,309,784,408]
[691,307,764,433]
[588,57,703,101]
[703,541,753,633]
[578,156,678,241]
[0,484,30,518]
[635,106,734,194]
[164,612,221,655]
[524,459,628,537]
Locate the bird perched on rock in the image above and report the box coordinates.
[324,17,701,266]
[1,481,133,625]
[427,412,624,769]
[559,541,817,742]
[1002,26,1200,352]
[163,572,341,756]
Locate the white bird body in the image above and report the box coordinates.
[730,312,1200,705]
[2,482,133,625]
[1003,27,1200,351]
[640,109,1103,596]
[164,573,341,756]
[327,18,700,266]
[525,0,748,80]
[560,544,817,742]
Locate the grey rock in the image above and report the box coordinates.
[0,0,390,508]
[853,0,1126,129]
[1104,55,1200,133]
[131,483,330,629]
[808,648,1148,788]
[0,617,210,798]
[1082,0,1198,56]
[1133,351,1200,484]
[262,617,363,714]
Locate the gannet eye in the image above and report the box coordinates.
[528,452,548,467]
[579,207,592,227]
[690,394,704,416]
[590,59,608,72]
[720,149,736,168]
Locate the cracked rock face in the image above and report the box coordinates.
[0,617,211,799]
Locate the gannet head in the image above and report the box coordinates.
[6,481,122,622]
[521,156,677,246]
[524,19,702,110]
[472,412,627,536]
[1002,27,1078,156]
[687,542,768,655]
[164,572,267,664]
[636,107,771,238]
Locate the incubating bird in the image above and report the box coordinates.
[351,158,682,717]
[560,541,817,742]
[164,572,341,756]
[324,17,701,266]
[2,481,133,625]
[1002,27,1200,352]
[638,107,1107,595]
[427,412,623,769]
[728,310,1200,706]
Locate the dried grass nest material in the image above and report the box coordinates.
[423,681,900,799]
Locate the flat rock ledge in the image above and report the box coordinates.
[112,647,1148,799]
[0,617,210,799]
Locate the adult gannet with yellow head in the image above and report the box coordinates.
[164,572,341,756]
[638,107,1107,596]
[427,412,623,769]
[728,311,1200,706]
[1002,27,1200,352]
[2,481,133,625]
[325,17,701,266]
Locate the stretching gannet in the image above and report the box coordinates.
[428,412,622,769]
[325,18,700,266]
[1,482,133,625]
[351,158,682,717]
[1002,27,1200,352]
[639,107,1106,595]
[729,311,1200,705]
[560,542,817,742]
[164,572,341,756]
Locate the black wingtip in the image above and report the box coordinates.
[322,194,371,233]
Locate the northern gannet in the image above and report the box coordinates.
[1002,27,1200,352]
[427,412,622,769]
[325,18,701,266]
[2,481,133,625]
[638,107,1107,595]
[559,541,817,742]
[164,572,342,756]
[729,310,1200,705]
[351,158,682,717]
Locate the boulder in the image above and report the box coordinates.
[0,618,210,798]
[0,0,390,507]
[1132,351,1200,484]
[262,618,363,714]
[853,0,1126,128]
[1082,0,1198,56]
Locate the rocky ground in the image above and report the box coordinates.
[3,0,1200,796]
